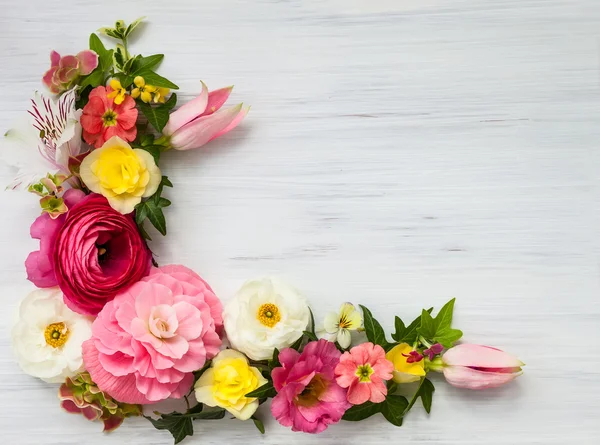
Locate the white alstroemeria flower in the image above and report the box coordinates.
[223,277,310,360]
[0,90,83,190]
[321,302,362,349]
[12,288,92,383]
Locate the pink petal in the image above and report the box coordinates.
[42,67,58,91]
[171,103,244,150]
[347,381,371,405]
[208,104,249,142]
[443,365,522,390]
[60,400,82,414]
[173,301,202,340]
[50,50,61,67]
[103,416,124,432]
[163,81,208,135]
[77,50,99,75]
[200,86,234,117]
[59,55,79,70]
[157,335,189,359]
[443,344,523,369]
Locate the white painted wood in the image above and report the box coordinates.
[0,0,599,443]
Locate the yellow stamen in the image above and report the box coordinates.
[257,303,281,328]
[44,322,69,348]
[356,364,374,382]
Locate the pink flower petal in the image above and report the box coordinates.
[208,104,249,142]
[443,365,522,390]
[443,344,523,369]
[200,86,234,117]
[163,81,208,135]
[77,50,99,75]
[50,50,61,67]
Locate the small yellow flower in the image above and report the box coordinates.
[131,76,157,103]
[153,87,170,103]
[194,349,267,420]
[386,343,426,383]
[79,136,161,214]
[107,79,127,105]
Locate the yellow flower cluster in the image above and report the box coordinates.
[131,76,170,103]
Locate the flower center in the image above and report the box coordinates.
[355,363,374,382]
[296,374,328,407]
[44,322,69,348]
[257,303,281,328]
[97,244,109,264]
[101,109,118,127]
[339,313,352,329]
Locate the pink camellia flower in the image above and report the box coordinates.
[271,339,351,434]
[81,86,138,148]
[163,82,249,151]
[442,344,524,390]
[82,265,223,404]
[25,189,86,288]
[53,194,152,316]
[335,342,394,405]
[43,50,98,94]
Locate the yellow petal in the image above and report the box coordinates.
[130,88,140,99]
[133,76,145,88]
[109,78,122,90]
[114,93,125,105]
[141,91,152,103]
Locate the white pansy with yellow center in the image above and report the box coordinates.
[79,136,161,214]
[12,288,92,383]
[321,302,362,349]
[223,278,310,361]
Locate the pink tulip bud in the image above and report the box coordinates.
[442,344,524,390]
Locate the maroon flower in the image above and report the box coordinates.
[53,194,152,316]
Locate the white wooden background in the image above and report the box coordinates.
[1,0,599,443]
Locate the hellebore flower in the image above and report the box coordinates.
[163,82,248,150]
[442,344,524,390]
[43,50,98,94]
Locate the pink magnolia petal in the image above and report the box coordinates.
[443,365,522,390]
[77,50,99,75]
[163,81,208,135]
[208,104,249,142]
[200,86,234,117]
[443,344,523,369]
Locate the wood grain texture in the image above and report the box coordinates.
[1,0,599,443]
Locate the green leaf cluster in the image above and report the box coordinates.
[391,307,433,344]
[138,92,178,132]
[417,298,463,347]
[135,176,173,237]
[145,405,225,444]
[342,394,409,426]
[99,17,145,41]
[79,34,114,90]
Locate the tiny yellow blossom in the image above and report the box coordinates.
[79,136,161,214]
[107,79,127,105]
[194,349,267,420]
[386,343,427,384]
[153,87,170,103]
[131,76,157,103]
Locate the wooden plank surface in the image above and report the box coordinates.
[0,0,598,443]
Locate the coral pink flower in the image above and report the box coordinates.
[43,50,98,94]
[25,189,86,288]
[442,344,524,390]
[81,86,138,148]
[335,342,394,405]
[82,265,223,404]
[53,194,152,315]
[163,82,248,151]
[271,339,350,434]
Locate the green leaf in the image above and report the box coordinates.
[268,348,280,370]
[113,44,127,70]
[418,309,436,339]
[404,378,435,416]
[434,298,456,332]
[138,100,173,133]
[399,307,433,344]
[308,308,316,336]
[251,416,265,434]
[132,54,164,72]
[381,394,409,427]
[89,33,113,69]
[125,16,146,37]
[137,221,152,241]
[98,27,122,39]
[391,316,406,342]
[434,327,463,348]
[145,414,193,444]
[136,69,179,89]
[113,72,134,88]
[289,334,304,351]
[359,305,391,350]
[417,299,462,347]
[79,70,104,89]
[161,176,174,188]
[139,145,161,164]
[135,202,148,225]
[303,331,318,341]
[144,200,167,236]
[246,382,276,399]
[342,401,381,421]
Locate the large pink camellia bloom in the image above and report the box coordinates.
[271,339,350,434]
[163,82,248,151]
[442,344,524,390]
[82,265,222,404]
[53,194,152,315]
[25,189,85,288]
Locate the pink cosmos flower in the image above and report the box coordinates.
[442,344,524,390]
[81,86,138,148]
[25,189,86,288]
[163,82,249,151]
[335,342,394,405]
[82,265,222,404]
[43,50,98,94]
[271,339,350,434]
[53,194,152,316]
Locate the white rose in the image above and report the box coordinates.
[223,277,310,360]
[12,288,93,383]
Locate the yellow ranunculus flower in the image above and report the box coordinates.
[194,349,267,420]
[386,343,427,383]
[80,136,161,214]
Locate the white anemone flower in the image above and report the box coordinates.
[321,302,362,349]
[223,277,310,360]
[12,288,92,383]
[0,90,83,190]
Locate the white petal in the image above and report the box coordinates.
[337,329,352,349]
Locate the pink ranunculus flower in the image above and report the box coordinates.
[335,342,394,405]
[53,194,152,316]
[81,86,138,148]
[163,82,249,151]
[82,265,223,404]
[442,344,524,390]
[271,339,351,434]
[43,50,98,94]
[25,189,86,288]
